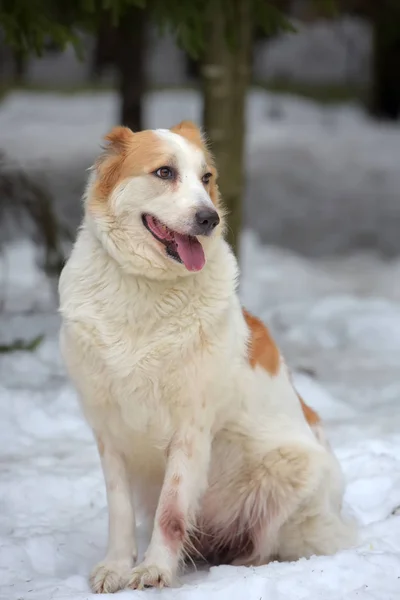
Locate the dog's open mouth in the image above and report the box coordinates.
[142,214,205,272]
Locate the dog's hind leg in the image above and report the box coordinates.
[197,444,340,567]
[236,445,355,566]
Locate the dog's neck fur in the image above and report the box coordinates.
[62,222,240,328]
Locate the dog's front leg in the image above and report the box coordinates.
[127,426,211,589]
[90,437,137,593]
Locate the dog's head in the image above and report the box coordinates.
[85,121,224,278]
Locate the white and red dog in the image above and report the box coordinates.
[59,121,355,593]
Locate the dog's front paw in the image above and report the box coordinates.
[126,563,172,590]
[90,559,131,594]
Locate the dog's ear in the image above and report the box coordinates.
[171,119,200,133]
[94,127,134,199]
[103,126,134,155]
[170,120,205,149]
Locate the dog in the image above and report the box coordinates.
[58,121,355,593]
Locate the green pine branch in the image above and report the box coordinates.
[0,0,313,58]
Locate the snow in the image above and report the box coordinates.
[1,232,400,600]
[254,16,372,85]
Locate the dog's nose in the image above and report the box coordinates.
[195,209,220,235]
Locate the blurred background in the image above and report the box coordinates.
[1,0,400,272]
[1,4,400,596]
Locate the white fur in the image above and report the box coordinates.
[59,129,356,593]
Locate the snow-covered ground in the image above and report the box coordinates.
[1,89,400,255]
[1,232,400,600]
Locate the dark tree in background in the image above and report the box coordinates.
[116,7,146,131]
[338,0,400,120]
[371,1,400,120]
[92,7,146,131]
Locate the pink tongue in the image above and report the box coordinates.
[174,234,205,272]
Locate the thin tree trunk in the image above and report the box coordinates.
[201,0,252,257]
[116,7,146,131]
[370,2,400,120]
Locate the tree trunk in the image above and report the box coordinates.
[116,7,146,131]
[201,0,252,257]
[371,3,400,120]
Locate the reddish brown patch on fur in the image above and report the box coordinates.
[298,394,320,426]
[159,504,186,550]
[170,120,221,208]
[243,309,320,426]
[243,309,280,376]
[92,127,171,202]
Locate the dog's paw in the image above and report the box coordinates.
[90,559,131,594]
[126,563,172,590]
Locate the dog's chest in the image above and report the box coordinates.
[97,294,231,435]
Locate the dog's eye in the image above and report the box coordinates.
[202,172,212,185]
[155,167,174,180]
